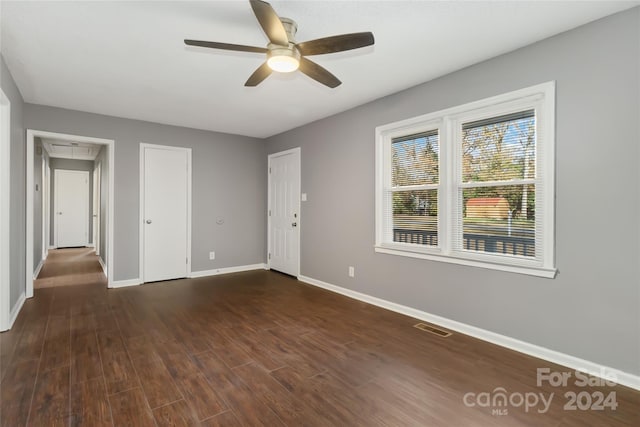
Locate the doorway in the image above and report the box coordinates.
[267,147,300,277]
[54,169,89,248]
[139,143,192,283]
[26,130,115,298]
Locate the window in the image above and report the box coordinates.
[375,82,556,278]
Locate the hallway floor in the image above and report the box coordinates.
[34,248,106,289]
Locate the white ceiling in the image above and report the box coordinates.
[1,1,637,138]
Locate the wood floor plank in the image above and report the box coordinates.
[192,352,284,426]
[69,377,112,426]
[96,329,126,358]
[0,360,40,427]
[173,373,227,421]
[101,350,140,394]
[70,333,103,384]
[152,399,199,427]
[200,410,243,427]
[269,366,355,426]
[233,362,317,425]
[205,330,253,369]
[39,335,70,372]
[29,365,71,424]
[122,335,160,361]
[108,387,156,427]
[131,357,182,409]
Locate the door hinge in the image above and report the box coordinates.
[269,167,271,174]
[268,253,271,260]
[268,210,271,216]
[186,257,188,264]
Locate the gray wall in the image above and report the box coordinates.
[48,158,94,247]
[1,54,25,310]
[24,105,267,281]
[266,8,640,375]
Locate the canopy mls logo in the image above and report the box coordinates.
[462,367,619,416]
[463,387,553,416]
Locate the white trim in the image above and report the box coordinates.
[189,263,268,278]
[374,246,556,278]
[139,143,192,284]
[27,129,115,296]
[111,278,142,288]
[98,256,107,277]
[267,147,301,277]
[87,243,95,248]
[53,169,90,248]
[297,274,640,391]
[0,89,10,331]
[33,259,45,280]
[8,292,26,330]
[375,81,556,277]
[48,245,56,250]
[40,151,48,263]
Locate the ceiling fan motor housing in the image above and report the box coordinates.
[279,17,298,43]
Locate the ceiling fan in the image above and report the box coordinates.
[184,0,374,88]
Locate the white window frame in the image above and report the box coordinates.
[375,81,556,278]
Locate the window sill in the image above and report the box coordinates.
[374,245,557,278]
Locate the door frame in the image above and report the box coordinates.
[53,169,90,248]
[267,147,301,277]
[42,154,50,261]
[26,130,115,296]
[0,89,11,331]
[139,143,192,283]
[92,161,101,256]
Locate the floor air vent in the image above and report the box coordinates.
[413,322,452,337]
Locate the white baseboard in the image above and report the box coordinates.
[87,243,95,248]
[110,278,141,288]
[33,259,45,279]
[48,245,55,250]
[298,274,640,391]
[189,263,267,278]
[8,292,26,330]
[110,263,267,288]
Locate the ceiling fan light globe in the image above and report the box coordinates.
[268,55,299,73]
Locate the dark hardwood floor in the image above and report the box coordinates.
[1,253,638,426]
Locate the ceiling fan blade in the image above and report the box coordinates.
[184,39,267,54]
[245,62,272,86]
[249,0,289,46]
[297,32,374,56]
[299,57,341,88]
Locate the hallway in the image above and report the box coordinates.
[34,248,105,289]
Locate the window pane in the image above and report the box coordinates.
[393,189,438,246]
[462,110,535,183]
[462,185,534,257]
[392,131,439,186]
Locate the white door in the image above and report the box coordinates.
[55,169,89,248]
[92,163,101,255]
[141,144,191,283]
[268,148,300,276]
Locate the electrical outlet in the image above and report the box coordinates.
[348,266,355,277]
[209,251,215,260]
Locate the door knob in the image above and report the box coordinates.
[292,222,297,227]
[146,219,152,224]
